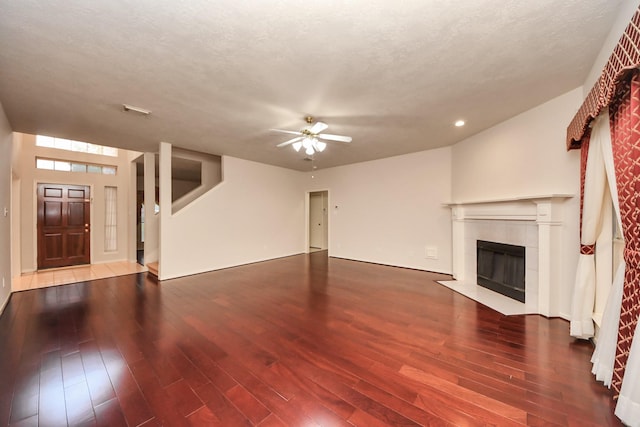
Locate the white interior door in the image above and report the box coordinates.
[321,191,328,249]
[309,193,323,248]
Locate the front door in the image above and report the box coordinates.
[37,183,91,269]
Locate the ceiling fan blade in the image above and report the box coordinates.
[270,129,303,136]
[309,121,328,134]
[317,133,352,143]
[276,136,304,148]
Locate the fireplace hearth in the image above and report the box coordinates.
[477,240,525,302]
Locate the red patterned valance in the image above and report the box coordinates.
[567,7,640,150]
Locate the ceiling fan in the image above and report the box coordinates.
[271,116,352,155]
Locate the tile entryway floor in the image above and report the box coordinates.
[12,261,147,291]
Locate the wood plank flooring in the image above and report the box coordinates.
[0,252,621,426]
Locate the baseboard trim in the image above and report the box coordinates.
[157,252,307,281]
[328,255,453,277]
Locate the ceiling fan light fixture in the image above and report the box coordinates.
[273,116,352,156]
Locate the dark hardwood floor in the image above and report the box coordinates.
[0,252,621,426]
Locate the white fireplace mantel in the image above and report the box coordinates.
[444,194,573,317]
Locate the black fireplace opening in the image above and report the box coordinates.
[476,240,525,303]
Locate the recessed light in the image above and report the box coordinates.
[454,120,465,127]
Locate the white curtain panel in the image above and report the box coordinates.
[599,108,622,226]
[570,113,608,339]
[591,107,625,387]
[592,261,625,386]
[571,255,597,338]
[616,317,640,425]
[104,186,117,252]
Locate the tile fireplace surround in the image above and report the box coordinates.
[442,195,573,317]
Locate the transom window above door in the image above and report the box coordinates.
[36,135,118,157]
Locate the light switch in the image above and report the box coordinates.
[3,207,7,217]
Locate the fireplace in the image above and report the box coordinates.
[476,240,526,303]
[445,195,573,317]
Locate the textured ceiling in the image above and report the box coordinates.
[0,1,624,171]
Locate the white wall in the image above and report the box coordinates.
[452,88,583,318]
[452,88,582,201]
[158,144,305,280]
[305,147,453,274]
[17,133,138,272]
[10,133,22,286]
[143,152,159,264]
[0,102,13,314]
[11,175,20,283]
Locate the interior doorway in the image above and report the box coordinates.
[308,190,328,252]
[37,183,91,269]
[135,157,144,265]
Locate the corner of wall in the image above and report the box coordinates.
[157,142,172,280]
[0,100,14,316]
[304,147,453,274]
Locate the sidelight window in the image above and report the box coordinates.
[104,187,117,252]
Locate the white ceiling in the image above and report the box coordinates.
[0,1,624,171]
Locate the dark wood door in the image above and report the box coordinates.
[37,183,91,269]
